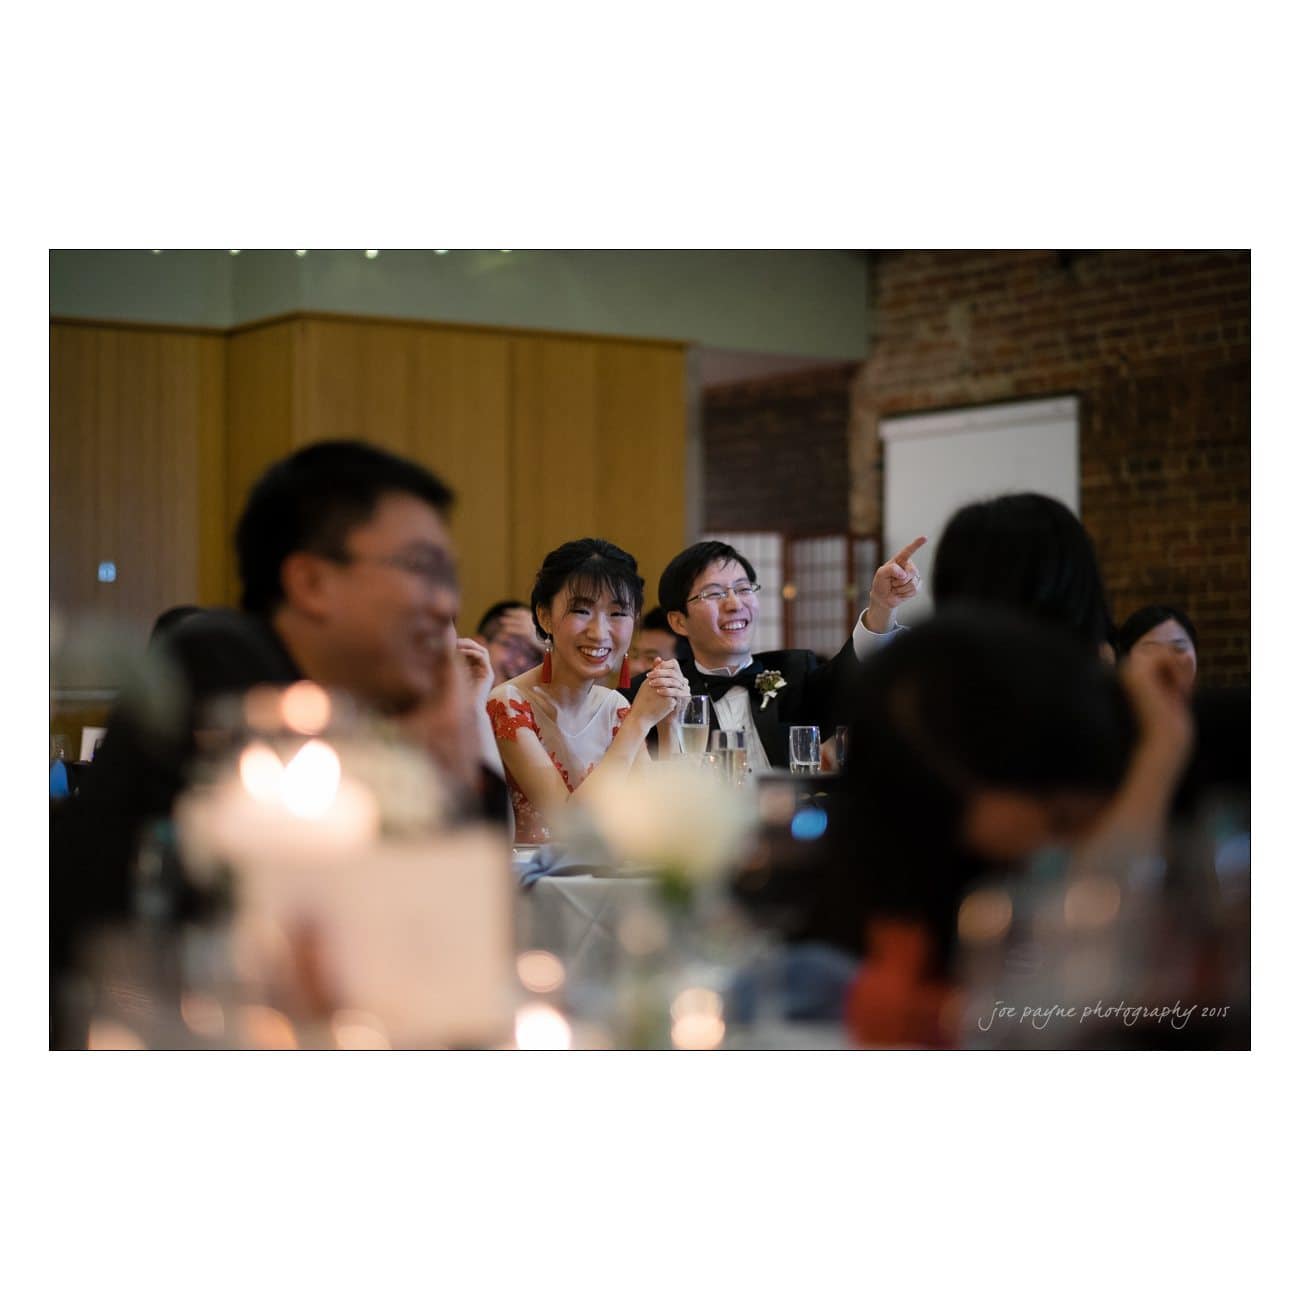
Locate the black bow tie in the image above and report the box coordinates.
[695,663,763,703]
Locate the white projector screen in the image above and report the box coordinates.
[881,396,1080,623]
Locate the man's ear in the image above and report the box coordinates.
[280,552,335,619]
[666,608,689,638]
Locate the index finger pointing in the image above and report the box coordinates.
[890,536,927,566]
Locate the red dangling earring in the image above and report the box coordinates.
[540,641,553,684]
[618,654,631,689]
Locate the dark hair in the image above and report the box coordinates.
[529,538,645,638]
[149,604,203,644]
[235,440,454,617]
[640,605,691,661]
[812,608,1134,970]
[658,541,757,614]
[1116,604,1199,658]
[932,493,1112,651]
[476,600,529,639]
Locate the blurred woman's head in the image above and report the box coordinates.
[932,492,1113,654]
[823,609,1134,968]
[1116,604,1198,697]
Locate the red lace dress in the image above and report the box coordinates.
[486,682,633,844]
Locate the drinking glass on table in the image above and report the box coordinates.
[788,725,821,776]
[680,696,710,761]
[709,728,747,784]
[835,726,849,769]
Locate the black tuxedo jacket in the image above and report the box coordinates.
[623,638,861,768]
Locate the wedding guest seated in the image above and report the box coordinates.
[52,440,502,980]
[800,608,1193,1047]
[149,604,203,644]
[486,538,689,843]
[475,599,545,685]
[862,492,1114,659]
[1116,603,1198,697]
[626,606,688,678]
[627,539,925,769]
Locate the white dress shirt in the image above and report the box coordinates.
[686,607,892,771]
[693,657,771,773]
[852,615,906,658]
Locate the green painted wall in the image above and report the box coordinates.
[51,248,869,359]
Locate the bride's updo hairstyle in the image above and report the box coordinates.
[529,538,646,638]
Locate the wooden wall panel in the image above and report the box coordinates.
[50,322,225,685]
[509,336,686,610]
[53,314,687,698]
[594,342,687,605]
[508,336,601,599]
[294,319,513,630]
[224,321,298,603]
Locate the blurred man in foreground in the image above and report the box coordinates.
[51,440,504,993]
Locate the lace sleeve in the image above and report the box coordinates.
[486,695,541,743]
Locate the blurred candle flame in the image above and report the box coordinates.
[239,742,284,803]
[88,1019,146,1050]
[515,1002,572,1050]
[958,887,1014,944]
[282,740,341,818]
[517,949,565,994]
[238,1005,298,1050]
[331,1010,391,1050]
[281,681,332,735]
[180,992,226,1039]
[671,987,726,1050]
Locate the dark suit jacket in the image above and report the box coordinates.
[51,608,508,983]
[623,638,861,768]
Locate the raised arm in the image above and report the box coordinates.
[862,535,927,634]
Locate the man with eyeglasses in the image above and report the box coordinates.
[52,441,505,1016]
[627,538,926,770]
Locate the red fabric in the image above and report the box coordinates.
[486,696,541,743]
[612,705,631,741]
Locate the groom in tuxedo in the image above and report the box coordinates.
[625,538,925,770]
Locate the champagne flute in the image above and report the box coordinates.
[709,728,747,784]
[681,695,710,761]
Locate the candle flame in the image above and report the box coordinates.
[515,1003,572,1050]
[239,742,284,803]
[282,740,341,818]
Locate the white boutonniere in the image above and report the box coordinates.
[754,669,787,711]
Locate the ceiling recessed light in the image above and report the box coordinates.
[151,249,162,254]
[365,249,379,259]
[434,249,449,255]
[295,249,308,257]
[500,249,512,253]
[229,249,241,255]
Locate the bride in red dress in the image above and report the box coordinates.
[486,538,690,844]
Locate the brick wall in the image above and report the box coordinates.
[702,363,857,536]
[851,250,1250,685]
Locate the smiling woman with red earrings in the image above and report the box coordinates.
[485,538,691,844]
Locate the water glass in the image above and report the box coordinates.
[709,728,747,784]
[788,725,821,776]
[835,726,849,769]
